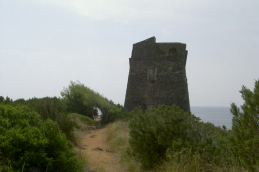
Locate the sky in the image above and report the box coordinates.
[0,0,259,107]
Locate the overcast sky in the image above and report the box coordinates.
[1,0,258,107]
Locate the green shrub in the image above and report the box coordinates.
[61,81,116,120]
[128,104,230,169]
[13,97,77,141]
[128,105,198,169]
[70,113,96,126]
[0,105,83,172]
[101,105,130,124]
[22,97,66,120]
[230,80,259,171]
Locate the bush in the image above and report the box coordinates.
[100,105,130,124]
[128,105,199,169]
[128,104,230,169]
[12,97,76,141]
[61,81,118,123]
[0,105,83,172]
[230,80,259,171]
[70,113,96,126]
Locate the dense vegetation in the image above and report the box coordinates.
[61,81,117,123]
[105,80,259,172]
[0,81,115,172]
[230,80,259,171]
[0,105,82,172]
[1,79,258,171]
[126,104,235,171]
[128,104,229,169]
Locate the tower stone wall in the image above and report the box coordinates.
[124,37,190,112]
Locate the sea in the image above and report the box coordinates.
[191,106,233,129]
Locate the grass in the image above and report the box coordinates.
[74,146,89,170]
[105,120,142,172]
[155,152,248,172]
[106,120,129,152]
[69,113,97,126]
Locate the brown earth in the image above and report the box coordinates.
[76,126,127,172]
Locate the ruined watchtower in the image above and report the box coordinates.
[124,37,190,112]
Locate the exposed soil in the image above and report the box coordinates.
[76,126,127,172]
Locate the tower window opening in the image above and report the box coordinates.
[148,68,157,81]
[168,48,177,61]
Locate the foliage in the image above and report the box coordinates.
[105,119,246,172]
[70,113,96,126]
[128,105,197,169]
[61,81,93,118]
[0,105,83,172]
[11,97,76,140]
[156,150,247,172]
[100,104,130,124]
[0,96,13,104]
[24,97,66,120]
[61,81,116,122]
[0,96,3,103]
[128,104,230,169]
[230,80,259,171]
[12,98,26,106]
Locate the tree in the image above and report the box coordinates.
[0,96,4,103]
[230,80,259,171]
[61,81,115,120]
[61,81,94,118]
[2,96,12,104]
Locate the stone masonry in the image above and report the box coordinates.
[124,37,190,112]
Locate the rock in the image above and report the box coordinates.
[90,135,96,138]
[91,147,103,151]
[84,169,96,172]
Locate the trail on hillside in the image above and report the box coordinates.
[76,126,127,172]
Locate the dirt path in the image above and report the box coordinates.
[76,127,126,172]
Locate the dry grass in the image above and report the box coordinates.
[105,120,129,152]
[74,117,89,130]
[67,117,89,147]
[74,146,105,172]
[74,146,89,169]
[155,152,248,172]
[105,120,142,172]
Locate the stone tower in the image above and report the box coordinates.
[124,37,190,112]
